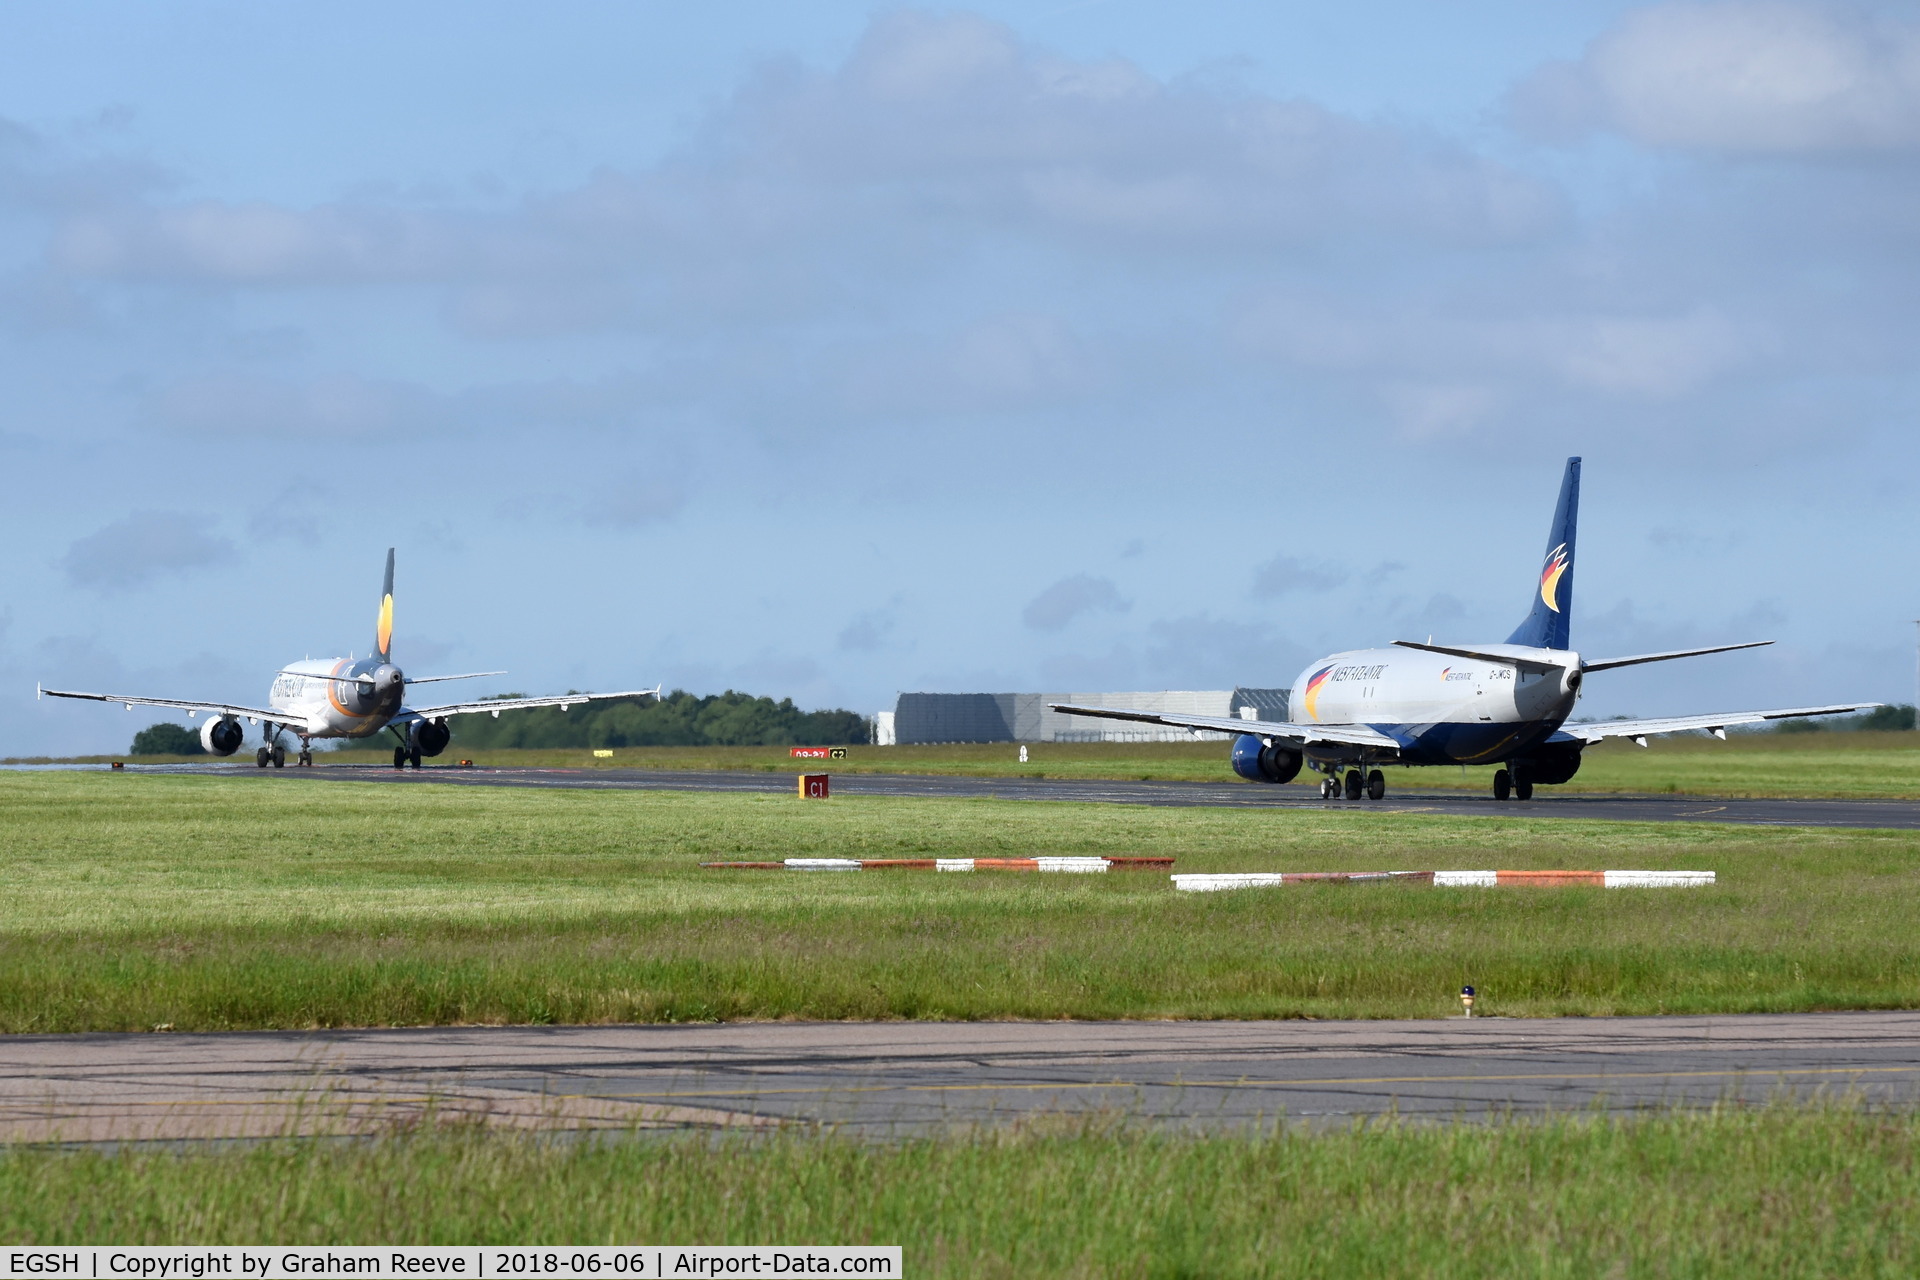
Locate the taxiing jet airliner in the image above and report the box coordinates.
[39,549,658,768]
[1054,458,1877,801]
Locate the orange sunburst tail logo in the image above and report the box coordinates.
[376,594,393,659]
[1539,543,1570,614]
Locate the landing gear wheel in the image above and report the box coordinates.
[270,746,285,768]
[1320,776,1338,800]
[1343,769,1364,801]
[1366,769,1386,801]
[255,747,270,768]
[1515,774,1534,801]
[408,747,423,769]
[393,746,408,770]
[298,750,312,767]
[1493,768,1511,801]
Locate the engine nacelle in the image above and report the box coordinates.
[409,718,451,757]
[199,716,244,756]
[1231,734,1304,784]
[1514,740,1583,785]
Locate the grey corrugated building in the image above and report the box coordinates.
[876,688,1291,744]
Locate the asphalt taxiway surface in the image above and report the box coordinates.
[4,1013,1916,1141]
[180,762,1920,830]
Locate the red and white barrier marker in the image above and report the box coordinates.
[1172,869,1713,892]
[702,856,1174,872]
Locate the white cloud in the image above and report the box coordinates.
[1251,555,1343,598]
[1023,574,1129,631]
[60,511,234,591]
[1512,3,1920,153]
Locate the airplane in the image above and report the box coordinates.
[38,549,659,769]
[1052,457,1879,802]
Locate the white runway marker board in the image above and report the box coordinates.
[1172,870,1714,892]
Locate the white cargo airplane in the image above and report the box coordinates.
[38,549,659,768]
[1054,458,1878,802]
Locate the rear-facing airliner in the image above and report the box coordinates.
[39,549,658,768]
[1054,458,1877,801]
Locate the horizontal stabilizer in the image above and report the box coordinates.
[1391,640,1568,671]
[403,671,507,685]
[277,667,376,687]
[1579,641,1771,673]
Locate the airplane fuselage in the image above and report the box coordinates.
[269,657,406,738]
[1287,645,1582,766]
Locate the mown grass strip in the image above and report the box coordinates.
[2,1105,1915,1277]
[2,773,1918,1029]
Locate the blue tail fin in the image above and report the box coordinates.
[1506,458,1579,650]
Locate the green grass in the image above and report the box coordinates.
[2,772,1918,1031]
[3,1106,1916,1275]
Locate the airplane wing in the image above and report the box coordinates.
[396,687,662,721]
[1561,703,1880,744]
[1047,702,1401,750]
[37,684,292,724]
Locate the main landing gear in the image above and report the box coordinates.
[1493,767,1533,802]
[253,722,314,768]
[392,745,422,769]
[1321,768,1387,801]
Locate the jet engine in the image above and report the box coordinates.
[408,717,451,757]
[1231,733,1303,784]
[199,716,245,756]
[1513,740,1583,785]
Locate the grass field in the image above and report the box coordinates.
[24,730,1920,798]
[2,771,1916,1031]
[2,1105,1914,1276]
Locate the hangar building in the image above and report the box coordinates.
[874,687,1291,745]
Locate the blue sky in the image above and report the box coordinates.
[5,1,1917,755]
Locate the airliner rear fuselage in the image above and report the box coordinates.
[1286,644,1582,767]
[270,658,405,740]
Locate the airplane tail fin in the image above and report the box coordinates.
[1506,457,1579,650]
[375,548,395,663]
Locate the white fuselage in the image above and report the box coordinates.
[267,657,406,739]
[1287,645,1583,765]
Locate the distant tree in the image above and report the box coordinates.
[130,722,205,756]
[1775,704,1916,733]
[1861,704,1917,731]
[441,689,871,750]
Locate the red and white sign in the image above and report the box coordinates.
[790,747,832,758]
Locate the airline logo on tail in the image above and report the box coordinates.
[377,593,393,656]
[1539,543,1570,614]
[1302,665,1334,720]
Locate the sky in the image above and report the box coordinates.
[5,0,1919,756]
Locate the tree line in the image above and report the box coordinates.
[445,689,871,750]
[127,690,871,755]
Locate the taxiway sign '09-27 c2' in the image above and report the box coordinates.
[38,550,659,768]
[1054,458,1880,802]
